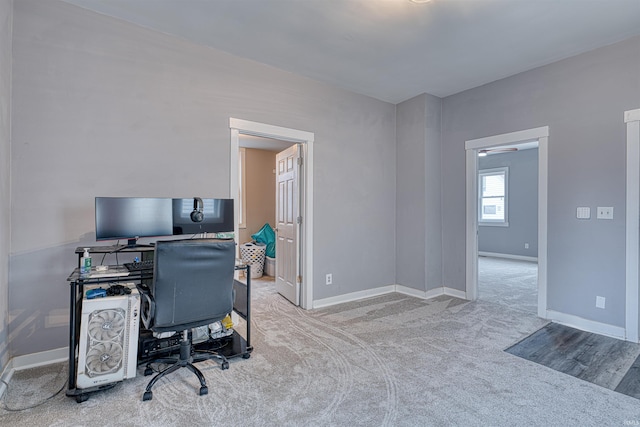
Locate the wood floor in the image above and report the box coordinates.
[506,322,640,399]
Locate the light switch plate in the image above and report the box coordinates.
[577,207,590,219]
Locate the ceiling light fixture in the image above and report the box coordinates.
[409,0,433,3]
[478,147,518,157]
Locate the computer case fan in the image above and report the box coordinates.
[76,287,140,389]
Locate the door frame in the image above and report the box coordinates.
[229,118,314,309]
[465,126,549,318]
[625,108,640,342]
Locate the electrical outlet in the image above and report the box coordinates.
[325,273,332,285]
[524,243,529,249]
[597,207,614,220]
[596,296,606,309]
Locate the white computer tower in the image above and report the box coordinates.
[76,286,140,389]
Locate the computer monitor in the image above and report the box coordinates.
[171,198,234,235]
[95,197,174,246]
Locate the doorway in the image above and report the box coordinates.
[465,126,549,318]
[229,118,315,309]
[478,256,539,313]
[476,146,539,314]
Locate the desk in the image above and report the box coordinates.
[65,255,252,402]
[74,244,155,266]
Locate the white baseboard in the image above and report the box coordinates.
[0,360,14,400]
[0,347,67,400]
[395,285,467,300]
[479,251,538,262]
[395,285,439,299]
[546,310,626,341]
[313,285,396,309]
[443,287,467,299]
[11,347,68,371]
[314,285,469,309]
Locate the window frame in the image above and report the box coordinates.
[478,166,509,227]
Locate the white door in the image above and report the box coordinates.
[275,144,301,305]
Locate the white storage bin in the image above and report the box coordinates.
[264,256,275,276]
[239,242,266,278]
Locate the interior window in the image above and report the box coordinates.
[479,167,508,226]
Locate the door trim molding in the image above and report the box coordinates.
[625,108,640,342]
[465,126,549,318]
[229,118,315,309]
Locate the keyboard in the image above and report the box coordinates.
[123,260,154,272]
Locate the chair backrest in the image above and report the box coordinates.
[150,239,236,333]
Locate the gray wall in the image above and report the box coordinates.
[441,35,640,328]
[396,93,442,292]
[478,148,538,257]
[9,0,396,356]
[424,94,443,291]
[396,95,426,291]
[0,0,12,371]
[6,0,640,359]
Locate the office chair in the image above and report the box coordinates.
[138,238,236,402]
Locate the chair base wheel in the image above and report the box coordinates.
[144,367,153,376]
[143,391,153,401]
[199,386,208,396]
[221,361,229,370]
[242,353,251,359]
[75,394,89,403]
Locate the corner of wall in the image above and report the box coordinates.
[0,0,14,373]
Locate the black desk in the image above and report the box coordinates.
[74,244,155,265]
[65,255,252,402]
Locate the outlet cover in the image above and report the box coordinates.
[596,296,606,309]
[597,207,614,220]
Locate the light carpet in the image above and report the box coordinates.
[2,280,640,426]
[478,255,538,315]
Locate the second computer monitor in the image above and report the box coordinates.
[171,198,234,235]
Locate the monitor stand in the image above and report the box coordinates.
[110,238,153,253]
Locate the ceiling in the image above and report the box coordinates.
[239,134,292,152]
[62,0,640,104]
